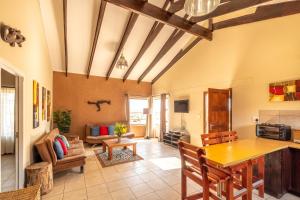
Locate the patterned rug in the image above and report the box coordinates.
[94,148,143,168]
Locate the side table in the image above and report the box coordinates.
[26,162,53,195]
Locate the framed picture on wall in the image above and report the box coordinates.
[33,80,39,128]
[269,79,300,101]
[47,90,51,122]
[42,87,46,120]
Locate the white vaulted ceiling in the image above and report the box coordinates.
[39,0,194,82]
[39,0,291,82]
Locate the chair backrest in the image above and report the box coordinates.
[201,131,238,146]
[178,141,204,171]
[178,141,230,183]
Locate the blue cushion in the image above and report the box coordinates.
[57,135,70,148]
[108,125,115,135]
[53,140,64,160]
[90,126,99,136]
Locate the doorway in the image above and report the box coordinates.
[0,63,23,192]
[203,88,232,133]
[1,69,16,192]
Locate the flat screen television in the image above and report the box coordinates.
[174,100,189,113]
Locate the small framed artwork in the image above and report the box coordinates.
[269,79,300,102]
[42,87,46,120]
[33,80,39,128]
[47,90,51,122]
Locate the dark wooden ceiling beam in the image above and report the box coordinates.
[214,1,300,30]
[122,0,170,82]
[105,0,212,40]
[63,0,68,77]
[122,21,164,81]
[151,37,201,84]
[190,0,273,23]
[137,29,185,83]
[167,0,233,13]
[106,12,138,80]
[87,0,107,78]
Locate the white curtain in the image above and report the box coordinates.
[1,88,15,154]
[151,97,161,138]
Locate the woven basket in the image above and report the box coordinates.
[0,184,41,200]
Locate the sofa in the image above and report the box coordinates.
[85,123,134,145]
[35,128,86,173]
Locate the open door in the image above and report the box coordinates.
[207,88,232,133]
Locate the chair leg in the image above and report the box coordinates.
[181,171,187,200]
[226,179,234,200]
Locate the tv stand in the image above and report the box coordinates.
[163,130,190,148]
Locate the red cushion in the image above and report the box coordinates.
[57,138,68,155]
[100,126,109,136]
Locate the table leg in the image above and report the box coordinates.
[257,156,265,198]
[133,144,136,156]
[108,147,112,160]
[242,161,253,200]
[102,143,106,152]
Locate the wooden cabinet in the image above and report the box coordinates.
[263,149,291,198]
[290,148,300,195]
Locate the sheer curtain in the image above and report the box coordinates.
[1,88,15,154]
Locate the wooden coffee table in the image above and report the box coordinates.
[102,138,137,160]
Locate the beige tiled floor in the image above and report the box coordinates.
[1,154,16,192]
[42,139,300,200]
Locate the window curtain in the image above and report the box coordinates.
[124,93,130,132]
[1,88,15,154]
[159,94,166,142]
[146,97,152,138]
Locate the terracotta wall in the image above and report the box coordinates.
[53,72,152,139]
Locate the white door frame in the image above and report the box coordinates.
[0,57,24,190]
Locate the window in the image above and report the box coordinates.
[129,98,149,125]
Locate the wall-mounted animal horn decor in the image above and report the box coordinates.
[0,23,26,47]
[87,100,111,112]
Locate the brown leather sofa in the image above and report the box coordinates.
[85,123,134,145]
[35,128,86,173]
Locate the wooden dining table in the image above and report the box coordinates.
[202,138,300,200]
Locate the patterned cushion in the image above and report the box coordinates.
[90,126,100,136]
[108,125,115,136]
[53,140,64,160]
[57,135,70,148]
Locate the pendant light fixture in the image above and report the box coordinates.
[116,53,128,70]
[184,0,221,17]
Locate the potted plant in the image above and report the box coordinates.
[114,122,127,143]
[53,110,72,133]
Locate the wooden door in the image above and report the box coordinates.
[208,88,231,133]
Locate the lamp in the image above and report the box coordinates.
[116,53,128,70]
[184,0,220,17]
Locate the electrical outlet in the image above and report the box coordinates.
[252,116,259,123]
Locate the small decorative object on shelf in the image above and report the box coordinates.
[25,162,53,195]
[163,130,190,148]
[114,122,127,143]
[0,23,26,47]
[87,100,111,111]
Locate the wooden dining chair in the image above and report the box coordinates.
[201,131,265,198]
[178,141,248,200]
[178,141,215,200]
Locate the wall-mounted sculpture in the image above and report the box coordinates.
[0,23,26,47]
[87,100,111,112]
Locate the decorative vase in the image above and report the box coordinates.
[117,137,121,143]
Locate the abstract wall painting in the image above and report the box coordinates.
[42,87,46,120]
[33,80,39,128]
[47,90,51,122]
[269,79,300,102]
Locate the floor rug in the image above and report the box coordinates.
[94,148,143,168]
